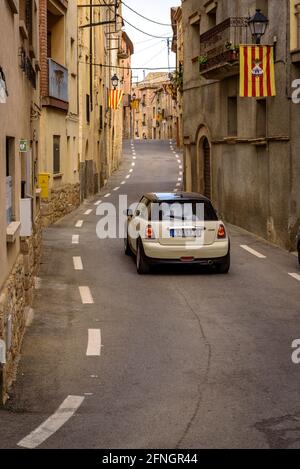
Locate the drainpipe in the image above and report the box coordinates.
[90,0,93,111]
[0,339,6,408]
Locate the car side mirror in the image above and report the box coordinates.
[126,208,133,217]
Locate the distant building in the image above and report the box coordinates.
[132,73,177,140]
[78,1,130,196]
[120,32,134,140]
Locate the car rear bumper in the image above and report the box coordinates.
[142,240,229,264]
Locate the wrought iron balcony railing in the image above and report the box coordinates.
[199,17,249,79]
[48,58,68,102]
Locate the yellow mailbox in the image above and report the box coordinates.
[38,173,51,199]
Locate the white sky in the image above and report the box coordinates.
[121,0,181,82]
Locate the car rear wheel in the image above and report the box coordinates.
[136,240,150,275]
[216,252,230,274]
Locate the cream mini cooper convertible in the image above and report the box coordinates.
[124,192,230,275]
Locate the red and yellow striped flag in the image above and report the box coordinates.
[239,45,276,98]
[109,89,124,110]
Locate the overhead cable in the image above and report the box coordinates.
[121,0,173,27]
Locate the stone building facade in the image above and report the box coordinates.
[0,0,42,404]
[78,1,131,199]
[121,32,134,140]
[171,6,184,148]
[38,0,80,226]
[181,0,300,250]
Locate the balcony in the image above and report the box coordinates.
[44,58,68,109]
[199,17,249,80]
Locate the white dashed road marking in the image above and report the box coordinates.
[129,169,133,173]
[79,286,94,304]
[75,220,83,228]
[104,193,111,198]
[125,175,130,179]
[84,209,92,215]
[113,187,120,191]
[121,181,126,185]
[72,235,79,244]
[86,329,102,356]
[94,200,102,206]
[18,395,85,449]
[289,273,300,282]
[240,245,266,259]
[73,256,83,271]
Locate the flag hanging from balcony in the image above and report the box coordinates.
[239,45,276,98]
[109,89,124,110]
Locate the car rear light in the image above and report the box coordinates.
[180,257,195,262]
[217,224,226,239]
[146,224,155,239]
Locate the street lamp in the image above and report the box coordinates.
[248,9,269,44]
[111,73,119,89]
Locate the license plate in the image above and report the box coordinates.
[170,228,203,238]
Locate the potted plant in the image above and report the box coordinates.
[225,41,239,61]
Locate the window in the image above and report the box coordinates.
[25,0,33,44]
[47,31,52,58]
[53,135,60,174]
[6,137,15,224]
[256,0,268,17]
[256,99,267,138]
[151,200,218,222]
[86,94,90,124]
[227,97,238,136]
[21,143,33,198]
[99,105,103,130]
[207,8,217,28]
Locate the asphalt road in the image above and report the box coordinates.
[1,140,300,449]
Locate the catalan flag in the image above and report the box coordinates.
[239,45,276,98]
[109,89,124,110]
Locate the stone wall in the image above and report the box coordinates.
[40,183,80,227]
[0,256,25,404]
[20,215,43,305]
[0,215,42,405]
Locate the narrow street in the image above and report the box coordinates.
[1,140,300,449]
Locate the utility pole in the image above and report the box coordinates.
[167,38,170,70]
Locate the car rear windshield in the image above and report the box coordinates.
[150,200,218,222]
